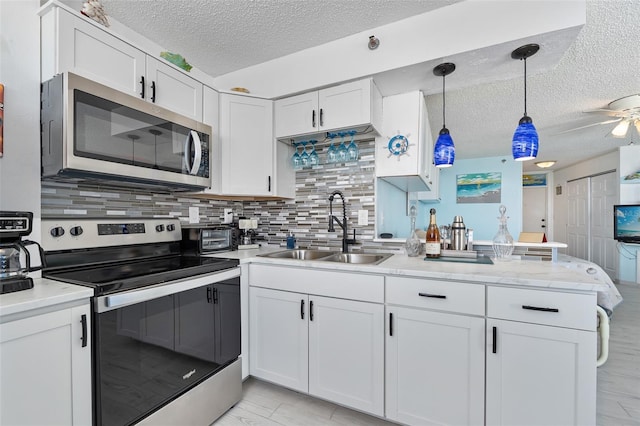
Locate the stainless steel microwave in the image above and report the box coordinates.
[41,72,212,191]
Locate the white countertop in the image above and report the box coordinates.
[211,246,613,293]
[0,278,93,319]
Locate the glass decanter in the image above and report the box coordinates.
[405,205,421,257]
[492,205,514,260]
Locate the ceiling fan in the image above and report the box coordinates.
[559,94,640,137]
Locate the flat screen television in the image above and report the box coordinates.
[613,204,640,243]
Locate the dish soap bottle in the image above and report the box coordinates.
[405,205,421,257]
[492,205,514,260]
[425,208,441,258]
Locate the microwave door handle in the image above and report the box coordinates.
[183,131,195,173]
[190,130,202,175]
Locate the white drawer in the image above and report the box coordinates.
[248,264,384,303]
[386,276,485,316]
[487,286,596,331]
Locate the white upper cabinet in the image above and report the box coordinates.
[375,90,439,196]
[219,94,274,196]
[145,56,203,120]
[275,79,382,138]
[40,4,203,121]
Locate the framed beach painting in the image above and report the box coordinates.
[523,173,547,187]
[456,172,502,204]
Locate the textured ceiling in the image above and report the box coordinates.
[100,0,461,77]
[82,0,639,173]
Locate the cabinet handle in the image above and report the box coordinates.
[522,305,559,313]
[418,292,447,299]
[81,314,88,348]
[301,299,305,320]
[207,286,213,303]
[151,81,156,103]
[319,108,324,126]
[213,287,219,304]
[310,300,314,321]
[139,76,145,99]
[312,110,316,128]
[492,326,497,354]
[389,313,393,337]
[268,176,271,192]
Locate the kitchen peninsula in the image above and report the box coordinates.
[218,246,616,426]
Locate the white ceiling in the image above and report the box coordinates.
[92,0,639,172]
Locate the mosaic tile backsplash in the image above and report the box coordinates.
[41,139,401,252]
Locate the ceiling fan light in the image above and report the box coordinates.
[434,127,455,168]
[611,120,630,138]
[512,116,539,161]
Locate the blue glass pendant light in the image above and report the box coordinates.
[433,62,456,167]
[511,44,540,161]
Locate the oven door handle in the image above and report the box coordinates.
[95,267,240,313]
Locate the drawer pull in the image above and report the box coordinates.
[522,305,559,313]
[419,292,447,299]
[301,299,305,320]
[310,300,314,321]
[492,326,497,354]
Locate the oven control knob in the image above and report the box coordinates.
[50,226,65,237]
[155,224,165,232]
[70,226,83,237]
[167,224,176,232]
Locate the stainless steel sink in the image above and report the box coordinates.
[258,249,338,260]
[321,253,393,265]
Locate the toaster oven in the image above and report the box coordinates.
[181,225,237,254]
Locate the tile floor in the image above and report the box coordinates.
[217,283,640,426]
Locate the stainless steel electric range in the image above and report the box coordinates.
[41,217,241,426]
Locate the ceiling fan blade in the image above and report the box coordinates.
[555,117,623,135]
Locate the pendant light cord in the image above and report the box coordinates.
[523,57,528,117]
[442,74,446,128]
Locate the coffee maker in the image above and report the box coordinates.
[0,211,43,294]
[238,218,259,250]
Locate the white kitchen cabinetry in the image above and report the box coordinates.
[219,94,275,196]
[275,79,382,138]
[0,303,91,425]
[249,287,309,392]
[376,90,439,197]
[385,277,485,425]
[202,86,221,194]
[249,265,384,416]
[486,286,597,426]
[40,4,203,121]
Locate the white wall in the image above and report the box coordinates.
[0,0,42,231]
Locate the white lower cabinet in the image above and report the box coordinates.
[385,306,485,425]
[486,319,595,426]
[249,286,384,416]
[486,286,597,426]
[0,303,91,425]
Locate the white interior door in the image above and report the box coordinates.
[566,178,589,260]
[590,172,618,280]
[523,186,548,234]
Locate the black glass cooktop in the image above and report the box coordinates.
[44,255,238,296]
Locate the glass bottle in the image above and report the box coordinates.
[492,205,514,260]
[405,205,421,257]
[425,208,441,258]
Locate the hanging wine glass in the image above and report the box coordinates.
[309,140,320,166]
[326,133,338,164]
[337,131,348,162]
[291,142,302,169]
[300,141,309,168]
[346,130,359,161]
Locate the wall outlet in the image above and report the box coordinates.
[188,206,200,224]
[358,210,368,226]
[223,208,233,224]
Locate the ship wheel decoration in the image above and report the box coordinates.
[386,132,412,159]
